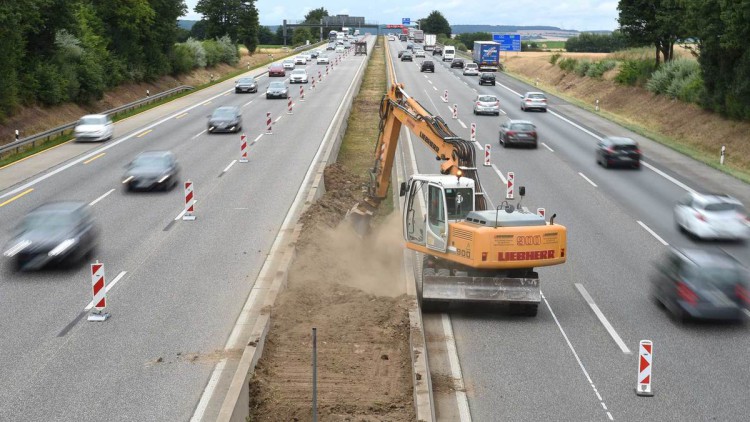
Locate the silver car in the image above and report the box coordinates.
[289,69,308,84]
[675,192,750,241]
[521,92,548,112]
[74,114,114,142]
[473,95,501,116]
[463,63,479,76]
[282,59,295,70]
[317,55,329,64]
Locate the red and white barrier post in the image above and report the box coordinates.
[452,104,458,120]
[537,208,546,218]
[266,112,272,134]
[442,89,448,103]
[484,145,491,166]
[312,77,316,90]
[88,261,110,322]
[318,71,322,83]
[506,172,514,199]
[326,65,329,76]
[287,97,293,115]
[470,123,476,142]
[183,180,196,221]
[300,86,305,102]
[239,134,248,163]
[636,340,654,397]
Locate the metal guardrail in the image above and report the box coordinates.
[0,85,194,157]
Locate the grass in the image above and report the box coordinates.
[337,36,393,217]
[534,40,566,50]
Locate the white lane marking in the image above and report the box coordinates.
[423,75,428,79]
[192,129,207,140]
[602,403,608,411]
[641,162,697,194]
[637,221,669,246]
[578,172,598,188]
[447,105,454,114]
[89,189,115,206]
[457,119,467,129]
[274,116,282,122]
[242,100,254,108]
[223,160,237,173]
[491,164,507,184]
[472,88,477,92]
[473,141,484,151]
[190,358,227,422]
[574,283,632,354]
[541,142,554,152]
[432,86,438,91]
[542,291,614,421]
[428,80,433,84]
[251,134,262,145]
[174,200,198,221]
[441,314,472,422]
[607,412,614,421]
[84,271,126,310]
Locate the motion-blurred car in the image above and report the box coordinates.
[294,56,307,65]
[420,60,435,72]
[398,50,405,58]
[463,63,479,76]
[674,192,750,241]
[433,47,443,56]
[335,45,344,53]
[651,247,749,322]
[520,92,548,112]
[596,136,641,169]
[343,41,351,49]
[266,81,289,99]
[289,69,309,84]
[479,72,496,86]
[301,53,312,61]
[122,151,180,192]
[309,50,320,59]
[3,202,99,271]
[401,51,413,62]
[326,43,335,50]
[499,119,537,148]
[317,55,329,64]
[450,58,465,69]
[414,49,425,58]
[282,59,296,70]
[473,94,501,116]
[207,106,242,133]
[268,64,285,77]
[406,42,414,50]
[234,77,258,93]
[74,114,114,142]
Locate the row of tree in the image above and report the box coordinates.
[565,31,631,53]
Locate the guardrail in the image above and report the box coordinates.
[0,85,195,157]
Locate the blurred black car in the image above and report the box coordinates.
[450,58,465,68]
[433,47,443,56]
[479,72,496,86]
[398,50,405,58]
[3,202,99,271]
[596,136,641,169]
[266,81,290,99]
[207,106,242,133]
[122,151,180,192]
[401,52,413,62]
[234,77,258,93]
[420,60,435,72]
[652,248,749,322]
[499,119,538,148]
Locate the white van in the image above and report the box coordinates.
[443,46,455,62]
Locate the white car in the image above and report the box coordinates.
[335,45,344,53]
[414,49,425,58]
[289,69,309,84]
[294,56,307,65]
[74,114,114,142]
[473,94,501,116]
[282,59,295,70]
[301,54,312,62]
[463,63,479,76]
[317,55,329,65]
[675,192,750,240]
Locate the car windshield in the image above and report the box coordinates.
[23,211,77,232]
[478,96,497,102]
[292,70,305,75]
[703,202,743,212]
[446,188,473,220]
[238,78,254,84]
[511,123,535,131]
[79,116,106,125]
[283,60,293,64]
[269,82,285,89]
[466,64,477,68]
[132,155,169,169]
[212,108,236,118]
[528,93,546,99]
[615,144,638,151]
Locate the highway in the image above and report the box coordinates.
[386,40,750,421]
[0,41,371,421]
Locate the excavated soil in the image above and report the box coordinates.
[248,163,415,421]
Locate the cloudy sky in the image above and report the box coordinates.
[182,0,620,31]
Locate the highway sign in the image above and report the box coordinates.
[493,34,522,52]
[402,18,410,25]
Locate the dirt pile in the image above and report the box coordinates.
[248,163,415,421]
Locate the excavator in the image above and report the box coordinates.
[348,45,567,315]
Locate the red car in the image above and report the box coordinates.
[268,64,285,77]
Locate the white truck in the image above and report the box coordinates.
[423,34,436,51]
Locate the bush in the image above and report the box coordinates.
[615,59,656,86]
[202,39,222,67]
[558,57,578,72]
[549,53,561,65]
[565,31,630,53]
[34,63,68,106]
[574,60,591,77]
[678,71,704,103]
[586,60,617,78]
[170,43,195,75]
[185,37,207,68]
[647,59,700,97]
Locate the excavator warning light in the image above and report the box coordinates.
[456,169,463,180]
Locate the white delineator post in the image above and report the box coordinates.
[506,172,514,199]
[470,123,476,142]
[720,145,725,165]
[88,261,110,322]
[239,134,248,163]
[300,86,305,102]
[484,145,491,166]
[452,104,458,119]
[537,208,545,218]
[183,180,196,221]
[636,340,654,397]
[266,112,272,134]
[442,89,448,103]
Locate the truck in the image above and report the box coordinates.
[408,27,416,40]
[413,30,424,44]
[473,41,501,71]
[348,59,568,315]
[423,34,437,51]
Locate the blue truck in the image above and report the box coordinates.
[472,41,501,71]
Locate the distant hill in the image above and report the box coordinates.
[451,25,575,34]
[178,19,197,30]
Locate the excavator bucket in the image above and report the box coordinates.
[345,204,374,237]
[421,273,541,308]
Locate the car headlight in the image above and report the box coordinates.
[4,240,32,257]
[49,238,77,257]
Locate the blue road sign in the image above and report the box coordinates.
[493,34,522,52]
[402,18,411,25]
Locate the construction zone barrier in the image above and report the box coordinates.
[239,134,248,163]
[452,104,457,120]
[636,340,654,397]
[506,172,514,199]
[300,86,305,102]
[484,145,491,166]
[183,180,196,221]
[470,123,476,142]
[537,208,545,218]
[287,97,293,115]
[88,261,110,322]
[266,112,272,134]
[442,90,448,103]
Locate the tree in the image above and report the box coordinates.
[292,27,312,46]
[190,19,208,39]
[617,0,688,65]
[304,7,328,24]
[236,0,259,54]
[257,25,275,45]
[456,32,492,49]
[420,10,451,37]
[195,0,240,40]
[276,25,291,45]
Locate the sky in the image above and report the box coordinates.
[182,0,620,31]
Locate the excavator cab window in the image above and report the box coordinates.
[445,188,473,220]
[404,179,427,245]
[426,184,448,252]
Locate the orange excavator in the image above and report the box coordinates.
[348,43,567,315]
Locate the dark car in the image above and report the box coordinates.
[398,50,405,58]
[420,60,435,72]
[401,52,413,62]
[499,119,538,148]
[406,42,414,50]
[266,81,290,99]
[3,202,99,271]
[596,136,641,169]
[122,151,180,192]
[433,47,443,56]
[234,77,258,93]
[479,72,496,86]
[310,50,320,58]
[652,248,749,322]
[450,58,465,69]
[208,106,242,133]
[268,64,285,77]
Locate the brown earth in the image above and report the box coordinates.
[247,163,415,422]
[0,48,285,144]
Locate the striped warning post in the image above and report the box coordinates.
[452,104,458,119]
[88,261,110,321]
[183,180,196,221]
[484,145,491,166]
[636,340,654,396]
[506,172,514,199]
[239,134,248,163]
[300,86,305,102]
[287,97,293,115]
[266,112,272,134]
[470,123,476,142]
